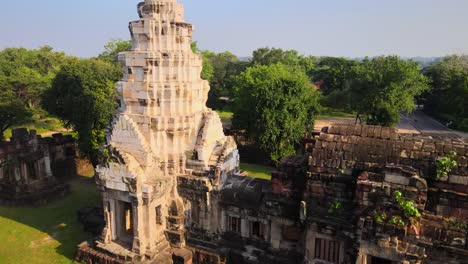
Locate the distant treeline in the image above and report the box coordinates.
[0,40,466,165]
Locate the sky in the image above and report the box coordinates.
[0,0,467,58]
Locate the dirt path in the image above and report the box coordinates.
[40,129,72,137]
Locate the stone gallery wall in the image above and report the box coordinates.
[0,128,75,205]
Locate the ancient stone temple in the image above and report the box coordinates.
[0,128,75,205]
[76,1,468,263]
[77,0,239,262]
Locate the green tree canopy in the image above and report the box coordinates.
[191,42,214,82]
[423,55,468,131]
[43,58,120,164]
[347,56,430,126]
[251,47,315,78]
[202,51,247,108]
[232,63,320,163]
[0,47,70,138]
[313,57,358,95]
[0,99,31,140]
[98,39,132,65]
[0,47,69,108]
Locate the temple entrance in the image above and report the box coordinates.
[115,201,134,245]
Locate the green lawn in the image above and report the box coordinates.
[216,110,234,120]
[215,104,234,124]
[317,107,355,119]
[215,109,234,125]
[241,163,273,180]
[4,115,66,140]
[0,165,99,264]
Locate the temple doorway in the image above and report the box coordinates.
[115,201,134,245]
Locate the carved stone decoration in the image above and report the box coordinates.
[123,177,137,193]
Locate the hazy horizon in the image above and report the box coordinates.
[1,0,467,58]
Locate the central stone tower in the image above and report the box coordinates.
[91,0,240,262]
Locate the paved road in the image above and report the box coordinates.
[400,111,468,139]
[315,111,468,139]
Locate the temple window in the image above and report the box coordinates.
[191,201,200,224]
[250,221,265,240]
[155,205,162,225]
[314,238,340,264]
[227,216,241,233]
[27,162,37,180]
[124,203,133,234]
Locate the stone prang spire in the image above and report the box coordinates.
[90,0,240,262]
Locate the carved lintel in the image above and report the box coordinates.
[123,177,137,193]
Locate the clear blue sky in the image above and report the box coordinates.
[1,0,467,58]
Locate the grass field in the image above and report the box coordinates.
[0,162,98,264]
[215,109,234,125]
[317,107,355,119]
[241,163,273,180]
[4,115,67,140]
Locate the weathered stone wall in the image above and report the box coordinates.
[0,128,74,205]
[306,124,468,264]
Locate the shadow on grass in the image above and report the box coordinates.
[0,160,100,263]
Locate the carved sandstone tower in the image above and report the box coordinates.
[91,0,240,262]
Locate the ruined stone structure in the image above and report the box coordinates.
[0,128,75,205]
[184,124,468,264]
[76,1,468,263]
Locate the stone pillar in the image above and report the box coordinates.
[44,156,53,178]
[101,199,113,243]
[270,221,281,249]
[132,197,145,255]
[355,250,367,264]
[220,210,226,232]
[241,218,249,238]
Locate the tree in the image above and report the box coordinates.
[43,58,120,164]
[0,47,69,109]
[191,42,214,82]
[98,39,132,65]
[251,47,315,78]
[191,42,248,109]
[347,56,430,126]
[232,63,320,163]
[0,99,31,140]
[202,51,246,108]
[423,55,468,131]
[313,57,358,95]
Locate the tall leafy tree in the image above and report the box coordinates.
[98,39,132,65]
[43,58,120,164]
[191,42,214,82]
[0,99,31,140]
[251,47,315,78]
[347,56,430,126]
[202,51,246,108]
[0,47,69,109]
[0,47,70,138]
[313,57,358,95]
[423,55,468,131]
[232,63,320,163]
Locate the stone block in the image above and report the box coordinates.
[453,145,465,155]
[448,175,468,185]
[385,173,410,185]
[353,125,362,136]
[381,127,391,139]
[443,144,453,154]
